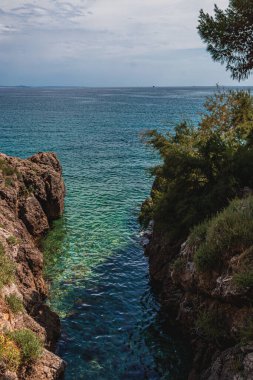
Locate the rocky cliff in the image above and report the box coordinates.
[145,195,253,379]
[0,152,65,379]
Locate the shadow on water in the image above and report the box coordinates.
[44,218,191,380]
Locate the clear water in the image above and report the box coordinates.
[0,87,218,379]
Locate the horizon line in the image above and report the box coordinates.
[1,85,253,89]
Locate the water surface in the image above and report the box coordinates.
[1,87,219,379]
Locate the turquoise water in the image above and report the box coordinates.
[1,87,217,379]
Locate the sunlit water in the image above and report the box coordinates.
[0,87,220,379]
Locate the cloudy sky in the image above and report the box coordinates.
[0,0,252,86]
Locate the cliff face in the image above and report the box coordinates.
[145,198,253,379]
[0,152,65,379]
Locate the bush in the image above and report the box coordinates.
[0,242,15,289]
[139,198,154,227]
[5,294,24,314]
[4,178,14,187]
[239,318,253,344]
[188,220,210,249]
[7,236,18,246]
[172,257,186,274]
[192,196,253,272]
[194,243,219,272]
[141,90,253,243]
[234,271,253,289]
[0,334,21,371]
[206,198,253,254]
[196,310,226,341]
[0,159,17,177]
[8,329,43,363]
[233,246,253,289]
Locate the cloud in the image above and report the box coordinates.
[0,0,252,86]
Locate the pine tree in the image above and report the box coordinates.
[198,0,253,81]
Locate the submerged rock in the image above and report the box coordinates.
[0,152,65,379]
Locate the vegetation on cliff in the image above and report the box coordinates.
[191,196,253,274]
[140,89,253,245]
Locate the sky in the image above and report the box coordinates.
[0,0,252,87]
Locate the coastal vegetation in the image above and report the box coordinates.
[7,329,43,363]
[191,196,253,273]
[140,89,253,245]
[0,329,43,372]
[5,294,24,315]
[0,241,15,289]
[0,334,21,372]
[195,310,227,342]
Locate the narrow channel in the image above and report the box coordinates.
[1,86,214,379]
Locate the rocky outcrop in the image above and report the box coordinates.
[0,152,65,379]
[145,214,253,379]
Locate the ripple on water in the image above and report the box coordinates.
[0,87,218,379]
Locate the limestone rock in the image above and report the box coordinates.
[0,152,65,379]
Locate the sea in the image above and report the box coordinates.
[0,86,240,379]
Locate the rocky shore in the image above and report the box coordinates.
[0,152,65,379]
[145,204,253,380]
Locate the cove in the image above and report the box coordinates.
[0,86,217,379]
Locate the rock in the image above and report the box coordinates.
[18,349,65,380]
[0,152,65,379]
[19,196,49,237]
[145,226,253,379]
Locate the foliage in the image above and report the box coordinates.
[139,198,154,227]
[172,257,185,274]
[7,236,18,246]
[5,294,24,314]
[234,271,253,289]
[0,242,15,289]
[0,159,17,177]
[5,178,14,187]
[198,0,253,80]
[195,310,227,341]
[192,196,253,272]
[8,329,43,363]
[239,318,253,344]
[233,246,253,289]
[141,90,253,244]
[0,334,21,371]
[188,220,210,249]
[194,243,219,273]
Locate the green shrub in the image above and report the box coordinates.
[139,198,154,227]
[172,257,185,273]
[7,236,18,246]
[188,220,210,248]
[196,310,226,341]
[0,159,17,177]
[239,318,253,344]
[4,177,14,187]
[193,197,253,272]
[0,242,15,289]
[233,246,253,289]
[194,243,219,272]
[0,334,21,371]
[5,294,24,314]
[8,329,43,363]
[206,199,253,254]
[234,271,253,289]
